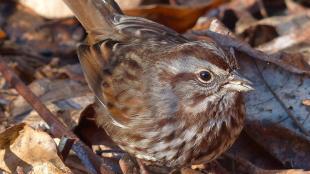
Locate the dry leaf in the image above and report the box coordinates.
[256,25,310,75]
[19,0,145,19]
[225,154,306,174]
[228,131,285,170]
[257,25,310,54]
[239,55,310,136]
[1,2,83,60]
[285,0,308,14]
[0,123,72,173]
[124,0,227,32]
[302,99,310,106]
[0,28,5,40]
[11,93,94,129]
[236,11,310,36]
[244,121,310,170]
[9,79,90,117]
[19,0,73,18]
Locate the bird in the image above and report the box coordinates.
[63,0,253,168]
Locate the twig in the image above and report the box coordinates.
[253,60,310,136]
[58,136,75,160]
[0,59,116,174]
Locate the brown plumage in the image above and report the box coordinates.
[63,0,253,168]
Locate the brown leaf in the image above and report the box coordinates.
[237,12,310,36]
[263,52,310,76]
[302,99,310,106]
[227,131,284,170]
[19,0,149,19]
[244,121,310,170]
[20,0,73,18]
[205,0,258,32]
[238,54,310,136]
[74,104,118,149]
[0,123,72,173]
[0,1,84,60]
[0,28,5,40]
[9,79,90,117]
[285,0,308,14]
[257,24,310,53]
[256,25,310,75]
[124,0,228,32]
[224,154,306,174]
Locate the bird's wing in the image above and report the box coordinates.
[91,14,190,43]
[77,40,147,128]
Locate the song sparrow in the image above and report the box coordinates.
[64,0,253,168]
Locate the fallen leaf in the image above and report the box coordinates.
[244,121,310,170]
[0,28,5,40]
[239,24,279,47]
[227,131,284,170]
[263,52,310,76]
[19,0,148,19]
[0,123,72,173]
[9,79,90,117]
[302,99,310,106]
[1,1,84,60]
[285,0,308,14]
[237,11,310,36]
[0,55,43,83]
[10,89,94,129]
[240,55,310,137]
[124,0,227,32]
[205,0,258,32]
[224,154,306,174]
[257,24,310,54]
[19,0,73,18]
[256,24,310,76]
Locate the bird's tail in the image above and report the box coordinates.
[63,0,122,35]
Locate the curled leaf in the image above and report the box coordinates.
[0,123,72,173]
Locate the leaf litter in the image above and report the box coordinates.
[0,0,309,173]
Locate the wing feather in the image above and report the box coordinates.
[77,43,108,105]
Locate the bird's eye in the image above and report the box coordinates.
[197,70,212,83]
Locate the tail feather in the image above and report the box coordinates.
[63,0,122,38]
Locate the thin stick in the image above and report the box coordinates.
[0,59,116,174]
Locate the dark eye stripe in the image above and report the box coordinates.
[170,72,196,87]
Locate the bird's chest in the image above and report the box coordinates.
[115,112,243,167]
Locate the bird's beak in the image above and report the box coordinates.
[222,72,254,92]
